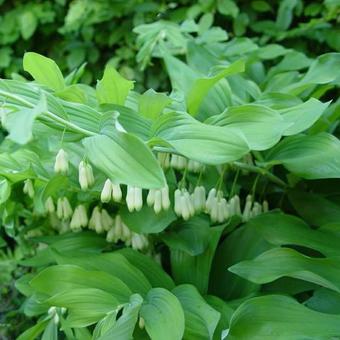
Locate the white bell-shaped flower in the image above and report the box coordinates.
[101,209,114,231]
[242,195,253,222]
[54,149,69,174]
[158,153,170,169]
[101,179,112,203]
[89,206,102,233]
[263,200,269,212]
[62,197,73,220]
[78,161,95,190]
[45,196,55,213]
[112,183,122,202]
[23,179,35,198]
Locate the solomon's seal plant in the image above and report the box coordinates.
[0,21,340,338]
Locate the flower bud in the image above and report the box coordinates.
[205,188,216,212]
[45,196,55,213]
[78,161,94,190]
[54,149,69,174]
[77,204,88,227]
[112,183,122,202]
[23,179,34,198]
[139,317,145,329]
[174,189,182,216]
[70,208,81,231]
[180,194,190,221]
[101,179,112,203]
[89,206,102,233]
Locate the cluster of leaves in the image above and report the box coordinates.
[0,1,340,339]
[0,1,339,90]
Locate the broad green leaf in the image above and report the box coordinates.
[140,288,185,340]
[30,264,132,302]
[83,133,166,189]
[187,60,245,115]
[139,89,172,120]
[288,190,340,226]
[230,247,340,293]
[120,204,176,234]
[19,11,37,40]
[54,252,152,295]
[117,248,175,290]
[47,288,119,327]
[2,94,46,144]
[153,112,249,164]
[171,226,224,294]
[23,52,65,91]
[248,212,340,256]
[172,284,220,340]
[208,104,287,150]
[162,216,211,256]
[265,133,340,179]
[209,225,272,299]
[96,65,134,105]
[95,294,143,340]
[227,295,340,339]
[280,98,330,136]
[306,288,340,314]
[56,84,86,103]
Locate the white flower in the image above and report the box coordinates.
[57,198,63,219]
[112,183,122,202]
[62,197,73,220]
[77,204,88,227]
[101,179,112,203]
[54,149,69,174]
[170,154,187,170]
[101,209,113,231]
[192,186,206,212]
[174,189,195,220]
[23,179,34,198]
[78,161,95,190]
[251,202,262,217]
[70,208,81,231]
[263,200,269,212]
[147,186,170,214]
[131,233,149,251]
[126,186,143,212]
[161,186,171,210]
[45,196,55,213]
[242,195,253,222]
[187,160,203,173]
[147,189,156,207]
[89,206,102,233]
[205,188,217,212]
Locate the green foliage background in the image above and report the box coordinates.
[0,0,339,339]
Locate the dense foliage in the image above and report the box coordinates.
[0,1,340,339]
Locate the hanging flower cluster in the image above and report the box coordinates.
[54,149,69,174]
[70,205,88,231]
[126,186,143,212]
[56,197,73,220]
[100,179,122,203]
[174,188,195,220]
[146,186,171,213]
[157,152,204,173]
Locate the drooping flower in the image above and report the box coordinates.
[23,179,35,198]
[78,161,95,190]
[126,186,143,212]
[45,196,55,213]
[101,179,112,203]
[54,149,69,174]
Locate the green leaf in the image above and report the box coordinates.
[96,65,134,105]
[23,52,65,91]
[19,11,38,40]
[95,294,143,340]
[209,225,272,299]
[280,98,330,136]
[153,112,249,164]
[0,177,11,204]
[229,247,340,293]
[83,133,166,189]
[306,288,340,314]
[162,216,211,256]
[30,264,132,302]
[140,288,185,340]
[208,104,287,150]
[47,288,119,327]
[54,252,152,295]
[288,190,340,226]
[56,84,86,103]
[17,318,49,340]
[41,319,58,340]
[120,204,177,234]
[227,295,340,339]
[2,93,46,144]
[187,60,245,115]
[265,133,340,179]
[248,212,340,256]
[117,248,175,290]
[139,89,171,120]
[171,226,224,294]
[172,284,220,340]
